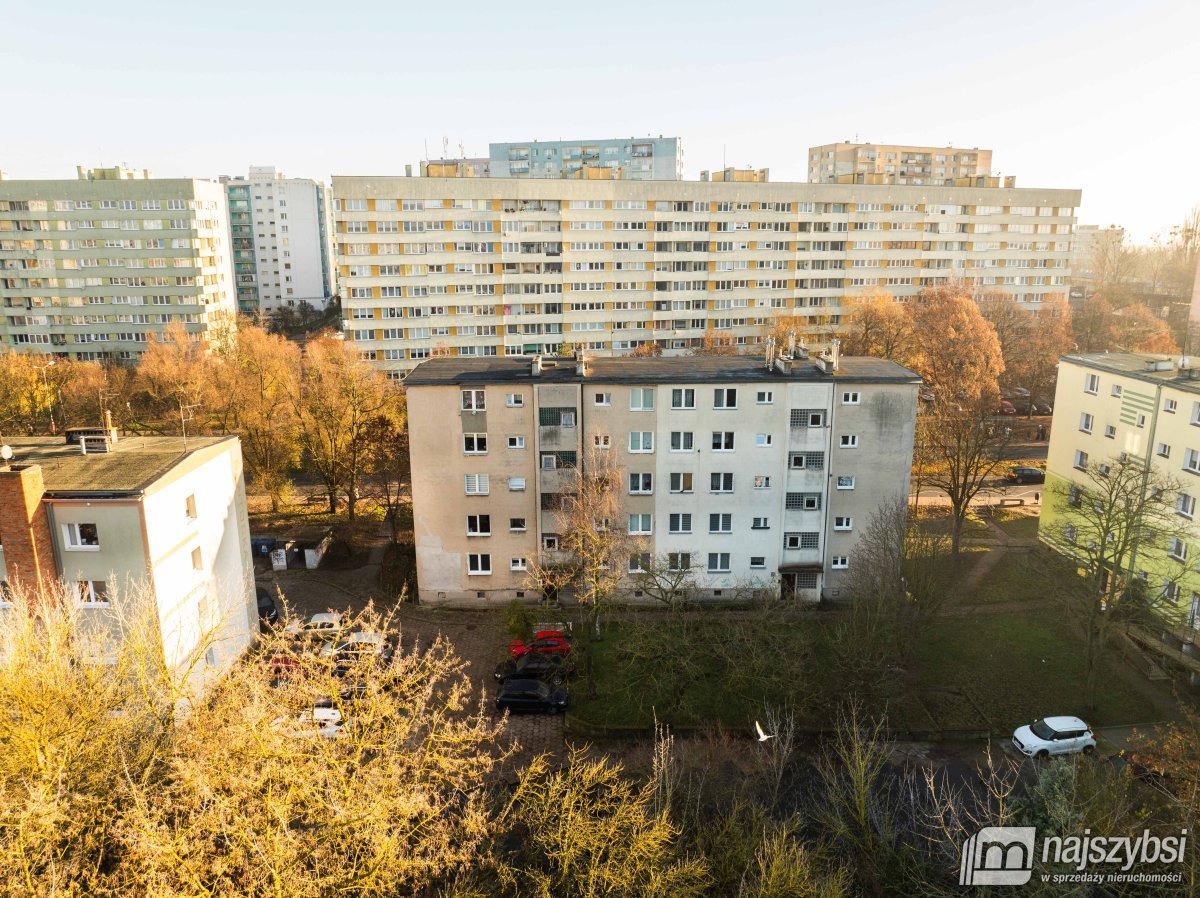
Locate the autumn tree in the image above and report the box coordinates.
[292,334,402,517]
[0,351,57,435]
[359,403,412,541]
[1007,295,1074,413]
[128,323,217,433]
[839,289,912,359]
[906,285,1003,403]
[211,325,303,512]
[1073,295,1117,352]
[691,324,739,356]
[630,340,663,357]
[1113,302,1180,354]
[1042,455,1189,709]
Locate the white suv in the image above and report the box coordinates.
[1012,716,1097,758]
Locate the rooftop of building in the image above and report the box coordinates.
[403,354,921,388]
[1062,352,1200,394]
[1,434,234,494]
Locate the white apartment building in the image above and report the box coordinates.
[0,433,257,688]
[808,143,994,184]
[405,351,920,605]
[221,166,335,315]
[488,137,682,180]
[0,166,236,361]
[332,173,1080,376]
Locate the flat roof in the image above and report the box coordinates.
[1062,352,1200,395]
[403,355,921,388]
[2,435,233,494]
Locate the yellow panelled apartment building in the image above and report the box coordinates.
[332,173,1079,377]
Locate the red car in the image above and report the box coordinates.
[996,400,1017,415]
[509,630,574,659]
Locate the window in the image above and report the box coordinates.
[1186,449,1200,474]
[668,552,692,571]
[511,557,528,571]
[753,475,771,489]
[594,392,612,406]
[756,390,774,404]
[461,389,485,411]
[670,431,694,451]
[619,550,651,575]
[628,514,652,534]
[710,472,734,493]
[77,580,109,605]
[63,522,100,550]
[466,514,491,535]
[1084,374,1099,394]
[629,473,653,494]
[750,556,766,569]
[467,554,491,575]
[509,517,527,531]
[707,553,731,573]
[1189,402,1200,426]
[464,474,490,495]
[669,472,693,493]
[750,516,770,530]
[1074,450,1089,470]
[671,388,695,409]
[755,433,773,447]
[1170,538,1188,562]
[1179,493,1197,518]
[790,409,825,427]
[629,431,654,453]
[191,546,203,571]
[1166,398,1178,414]
[185,494,197,520]
[508,477,525,492]
[630,388,655,411]
[713,388,737,409]
[709,513,732,533]
[784,532,819,550]
[1136,413,1147,428]
[839,434,859,448]
[542,535,560,550]
[834,516,853,531]
[593,434,612,449]
[668,513,692,534]
[786,493,821,510]
[1157,442,1172,458]
[505,393,524,407]
[1111,384,1123,397]
[1079,412,1093,434]
[463,433,488,454]
[1064,524,1078,544]
[836,476,856,490]
[507,436,525,449]
[1104,425,1116,439]
[842,391,860,405]
[712,431,735,451]
[831,556,849,570]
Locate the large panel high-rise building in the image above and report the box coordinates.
[488,137,683,180]
[808,142,994,185]
[220,167,335,316]
[0,166,236,361]
[332,172,1079,377]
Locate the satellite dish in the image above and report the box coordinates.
[0,445,11,460]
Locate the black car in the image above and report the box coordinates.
[494,651,575,685]
[256,586,278,626]
[1007,466,1045,485]
[496,678,568,714]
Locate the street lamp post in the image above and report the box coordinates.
[36,360,56,434]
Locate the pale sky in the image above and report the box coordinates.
[2,0,1197,240]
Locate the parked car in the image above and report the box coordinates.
[509,630,574,659]
[320,631,392,668]
[273,706,346,739]
[1006,466,1046,485]
[287,611,344,642]
[1032,399,1053,415]
[1012,716,1096,758]
[256,586,278,626]
[264,650,304,686]
[494,650,575,685]
[495,678,569,714]
[996,400,1017,415]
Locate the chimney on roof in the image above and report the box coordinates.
[531,355,542,377]
[576,350,588,377]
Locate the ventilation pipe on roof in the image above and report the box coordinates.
[531,355,542,376]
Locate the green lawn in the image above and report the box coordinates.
[918,613,1155,729]
[990,507,1042,540]
[914,506,991,538]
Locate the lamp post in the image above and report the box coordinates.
[36,359,56,434]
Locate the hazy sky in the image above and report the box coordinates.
[3,0,1197,240]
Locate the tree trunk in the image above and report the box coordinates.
[950,507,965,557]
[327,490,338,515]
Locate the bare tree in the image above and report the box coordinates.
[630,552,699,609]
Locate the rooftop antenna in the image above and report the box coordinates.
[178,399,199,450]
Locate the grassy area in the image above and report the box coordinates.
[914,506,991,538]
[990,507,1042,540]
[964,545,1071,606]
[918,613,1155,729]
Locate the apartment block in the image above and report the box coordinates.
[0,166,236,361]
[0,432,256,685]
[808,143,994,185]
[1043,352,1200,662]
[488,137,683,180]
[405,350,920,605]
[1068,224,1125,284]
[221,166,335,315]
[332,173,1080,376]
